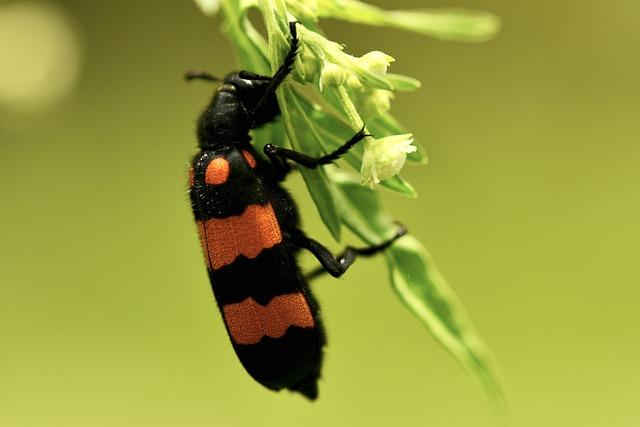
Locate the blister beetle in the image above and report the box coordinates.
[186,22,405,400]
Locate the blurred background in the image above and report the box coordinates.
[1,0,639,425]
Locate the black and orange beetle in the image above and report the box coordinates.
[186,22,405,400]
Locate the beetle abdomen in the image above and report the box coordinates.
[189,146,325,399]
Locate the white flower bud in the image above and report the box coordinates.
[358,88,394,119]
[357,51,395,78]
[361,134,417,187]
[345,73,363,91]
[194,0,220,16]
[319,62,347,92]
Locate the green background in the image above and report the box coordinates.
[1,0,639,426]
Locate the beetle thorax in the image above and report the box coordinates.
[197,90,251,148]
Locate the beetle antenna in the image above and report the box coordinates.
[185,70,220,83]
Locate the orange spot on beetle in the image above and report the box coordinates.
[205,157,230,185]
[199,203,282,270]
[242,150,257,168]
[223,293,316,345]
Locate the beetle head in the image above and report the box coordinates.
[221,71,280,127]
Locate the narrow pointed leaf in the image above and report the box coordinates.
[380,175,417,197]
[285,89,342,240]
[385,236,507,408]
[318,0,501,42]
[386,73,422,92]
[330,168,506,406]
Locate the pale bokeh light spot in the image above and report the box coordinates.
[0,1,82,112]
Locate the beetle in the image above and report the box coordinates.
[186,22,405,400]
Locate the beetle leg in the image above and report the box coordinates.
[264,126,368,170]
[290,234,357,278]
[253,21,300,114]
[291,225,407,280]
[260,146,293,181]
[304,226,407,281]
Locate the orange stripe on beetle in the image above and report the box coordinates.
[198,203,282,270]
[205,157,230,185]
[196,221,211,269]
[223,293,316,345]
[242,150,257,168]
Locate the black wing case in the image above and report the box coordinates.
[189,146,325,399]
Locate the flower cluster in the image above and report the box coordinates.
[195,0,499,190]
[295,32,418,187]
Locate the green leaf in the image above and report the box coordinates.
[318,0,501,43]
[329,168,396,244]
[260,0,291,64]
[386,73,422,92]
[299,167,343,241]
[330,168,506,407]
[285,0,319,22]
[295,94,364,163]
[385,9,502,43]
[220,2,269,72]
[380,175,417,197]
[385,236,507,408]
[285,89,343,241]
